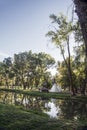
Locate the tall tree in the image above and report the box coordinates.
[73,44,85,93]
[46,14,75,95]
[73,0,87,95]
[2,57,12,88]
[13,51,55,90]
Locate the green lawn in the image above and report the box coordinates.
[0,103,85,130]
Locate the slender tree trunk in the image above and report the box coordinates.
[67,36,75,95]
[59,37,75,95]
[73,0,87,95]
[5,77,9,88]
[21,74,25,89]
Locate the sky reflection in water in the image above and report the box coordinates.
[0,91,87,120]
[45,99,60,118]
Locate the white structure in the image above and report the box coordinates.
[49,83,62,92]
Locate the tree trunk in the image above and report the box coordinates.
[67,36,75,95]
[73,0,87,95]
[60,37,75,95]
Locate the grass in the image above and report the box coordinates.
[0,88,87,101]
[0,103,86,130]
[0,88,87,129]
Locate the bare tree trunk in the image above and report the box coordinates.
[60,37,75,95]
[73,0,87,95]
[67,36,75,95]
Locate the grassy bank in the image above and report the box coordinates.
[0,103,86,130]
[0,88,87,129]
[0,88,87,101]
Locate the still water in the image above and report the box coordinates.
[0,91,87,120]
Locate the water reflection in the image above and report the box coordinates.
[0,91,87,121]
[0,91,48,112]
[44,99,61,118]
[60,100,87,120]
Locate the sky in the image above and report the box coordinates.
[0,0,73,63]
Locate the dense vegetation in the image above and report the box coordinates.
[0,51,55,90]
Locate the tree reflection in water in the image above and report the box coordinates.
[0,91,87,121]
[60,100,87,120]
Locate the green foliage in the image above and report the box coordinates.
[0,51,55,90]
[56,43,86,93]
[46,13,73,47]
[56,59,73,90]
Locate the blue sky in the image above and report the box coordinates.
[0,0,72,62]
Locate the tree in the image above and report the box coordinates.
[13,52,28,89]
[73,0,87,95]
[56,57,78,92]
[1,57,13,88]
[73,44,85,92]
[0,51,55,90]
[13,51,55,90]
[46,14,75,95]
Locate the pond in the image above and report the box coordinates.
[0,91,87,121]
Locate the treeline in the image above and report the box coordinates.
[0,51,55,90]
